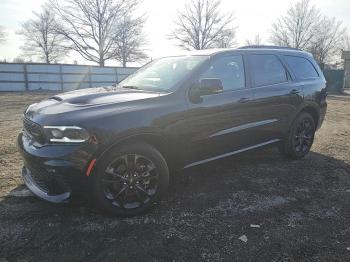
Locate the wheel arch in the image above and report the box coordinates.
[286,104,320,136]
[95,133,174,171]
[299,105,319,128]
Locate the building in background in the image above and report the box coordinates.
[342,51,350,89]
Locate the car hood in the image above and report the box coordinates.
[51,86,162,105]
[24,87,166,124]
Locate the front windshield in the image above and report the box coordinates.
[119,56,208,92]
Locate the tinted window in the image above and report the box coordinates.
[284,55,319,79]
[201,55,245,91]
[250,54,287,86]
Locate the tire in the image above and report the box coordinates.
[91,143,169,216]
[279,112,316,160]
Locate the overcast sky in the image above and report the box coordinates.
[0,0,349,66]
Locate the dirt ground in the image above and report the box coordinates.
[0,92,349,262]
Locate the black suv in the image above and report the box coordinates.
[18,47,327,216]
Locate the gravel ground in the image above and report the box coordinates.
[0,92,350,262]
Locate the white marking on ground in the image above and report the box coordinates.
[9,187,33,197]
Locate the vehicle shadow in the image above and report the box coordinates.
[1,147,350,261]
[2,147,350,215]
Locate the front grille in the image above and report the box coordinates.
[23,118,45,143]
[27,167,50,193]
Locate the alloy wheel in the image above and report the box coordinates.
[293,118,314,153]
[102,154,159,209]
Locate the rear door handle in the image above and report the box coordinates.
[238,97,249,103]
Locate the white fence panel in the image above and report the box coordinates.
[28,74,61,82]
[62,65,89,74]
[0,64,23,72]
[63,82,91,91]
[0,82,25,91]
[29,83,62,91]
[117,68,136,75]
[91,74,116,82]
[27,65,60,73]
[0,63,138,91]
[91,67,116,74]
[0,73,25,81]
[62,74,89,82]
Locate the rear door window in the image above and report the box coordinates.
[250,54,288,87]
[283,55,319,79]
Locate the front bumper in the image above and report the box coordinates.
[317,102,327,130]
[22,166,71,203]
[17,132,93,203]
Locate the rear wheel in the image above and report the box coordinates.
[91,143,169,216]
[279,112,315,159]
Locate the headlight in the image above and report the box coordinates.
[43,126,90,143]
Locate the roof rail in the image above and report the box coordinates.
[238,45,301,51]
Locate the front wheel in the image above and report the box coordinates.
[279,112,316,159]
[91,143,169,216]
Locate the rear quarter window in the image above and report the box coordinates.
[284,55,319,80]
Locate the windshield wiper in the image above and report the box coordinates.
[121,85,140,90]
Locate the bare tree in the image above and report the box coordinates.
[343,32,350,51]
[270,0,320,49]
[12,57,26,63]
[113,15,147,67]
[308,17,346,65]
[271,0,348,65]
[0,26,6,44]
[171,0,236,50]
[50,0,139,66]
[18,7,67,63]
[214,29,236,48]
[245,34,263,46]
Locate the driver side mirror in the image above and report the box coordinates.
[189,78,223,103]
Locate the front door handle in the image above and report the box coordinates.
[238,97,249,103]
[290,89,300,95]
